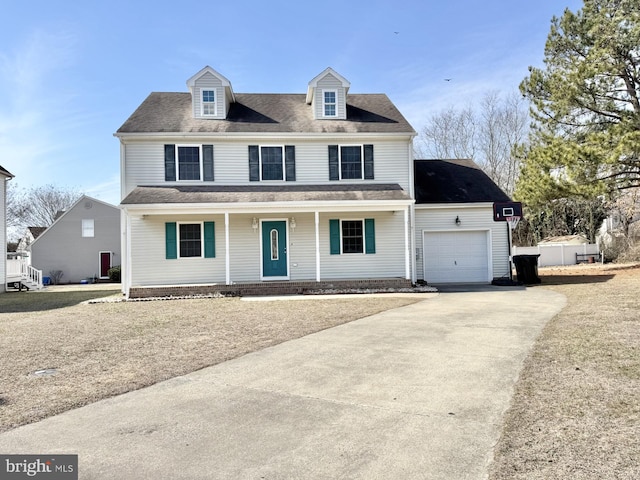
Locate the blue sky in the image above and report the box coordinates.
[0,0,583,206]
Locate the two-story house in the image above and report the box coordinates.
[116,67,417,298]
[116,66,512,298]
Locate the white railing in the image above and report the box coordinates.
[24,264,43,289]
[6,257,43,289]
[512,243,600,267]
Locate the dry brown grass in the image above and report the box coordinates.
[0,291,418,433]
[490,263,640,480]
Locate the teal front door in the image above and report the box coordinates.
[262,221,288,278]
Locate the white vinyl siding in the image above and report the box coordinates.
[320,212,405,279]
[129,215,225,286]
[414,205,509,282]
[122,138,412,197]
[313,74,346,119]
[192,71,224,119]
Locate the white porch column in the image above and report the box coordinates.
[315,211,321,282]
[404,208,410,280]
[225,212,230,285]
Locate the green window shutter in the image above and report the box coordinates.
[328,145,339,181]
[248,145,260,181]
[364,144,374,180]
[204,221,215,258]
[203,145,214,181]
[165,222,177,259]
[329,219,340,255]
[164,145,176,181]
[285,145,296,181]
[365,218,376,254]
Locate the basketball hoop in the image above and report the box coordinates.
[506,216,521,230]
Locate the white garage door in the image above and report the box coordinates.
[423,230,489,283]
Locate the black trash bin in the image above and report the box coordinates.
[513,254,541,284]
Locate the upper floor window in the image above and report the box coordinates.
[323,90,337,117]
[249,145,296,182]
[82,219,94,238]
[177,146,201,180]
[164,144,215,182]
[328,144,374,181]
[261,146,284,181]
[202,90,216,116]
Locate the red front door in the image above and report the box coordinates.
[100,252,111,278]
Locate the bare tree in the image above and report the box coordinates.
[7,184,81,231]
[416,91,528,195]
[417,107,476,159]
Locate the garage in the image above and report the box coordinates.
[423,230,490,283]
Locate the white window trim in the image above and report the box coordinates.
[338,144,364,180]
[177,221,204,259]
[82,219,95,238]
[322,89,338,118]
[340,218,366,255]
[176,145,203,182]
[201,89,217,117]
[259,145,285,181]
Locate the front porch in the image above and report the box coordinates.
[129,277,413,299]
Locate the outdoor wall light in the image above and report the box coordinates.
[252,217,258,232]
[455,216,461,226]
[290,217,296,231]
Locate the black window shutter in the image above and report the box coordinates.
[364,144,374,180]
[203,145,214,181]
[285,146,296,181]
[164,145,176,181]
[328,145,339,181]
[248,145,260,181]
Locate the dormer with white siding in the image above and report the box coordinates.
[187,66,236,120]
[306,67,350,120]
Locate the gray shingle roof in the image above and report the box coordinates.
[116,93,415,135]
[414,159,511,204]
[121,184,411,205]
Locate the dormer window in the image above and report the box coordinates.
[323,90,337,117]
[202,90,216,116]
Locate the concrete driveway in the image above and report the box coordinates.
[0,286,566,479]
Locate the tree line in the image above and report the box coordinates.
[418,0,640,256]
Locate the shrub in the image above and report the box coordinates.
[49,270,64,285]
[107,265,121,282]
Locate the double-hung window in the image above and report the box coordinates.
[82,219,94,238]
[328,145,374,181]
[177,146,201,181]
[179,223,202,258]
[165,222,216,259]
[340,146,363,179]
[329,219,376,255]
[164,145,214,182]
[323,90,337,117]
[202,90,216,116]
[248,145,296,182]
[261,146,284,181]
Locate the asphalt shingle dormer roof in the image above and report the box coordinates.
[116,93,415,135]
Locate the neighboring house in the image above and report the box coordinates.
[17,226,47,257]
[31,195,121,283]
[1,165,14,293]
[413,159,512,284]
[116,66,511,298]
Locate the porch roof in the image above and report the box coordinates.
[121,184,412,213]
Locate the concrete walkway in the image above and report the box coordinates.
[0,287,566,479]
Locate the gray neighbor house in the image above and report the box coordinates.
[31,195,121,284]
